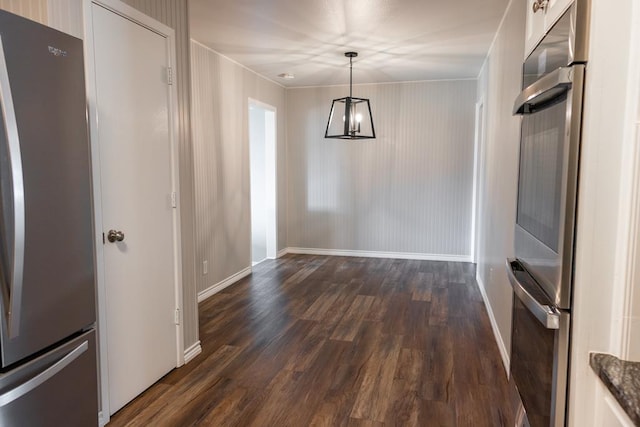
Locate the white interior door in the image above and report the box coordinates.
[90,3,178,415]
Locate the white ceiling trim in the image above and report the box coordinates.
[287,77,479,90]
[190,39,286,89]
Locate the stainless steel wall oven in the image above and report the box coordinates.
[507,2,590,426]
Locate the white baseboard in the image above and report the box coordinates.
[197,267,252,303]
[476,274,510,374]
[98,411,108,427]
[183,341,202,364]
[285,247,471,263]
[277,248,289,258]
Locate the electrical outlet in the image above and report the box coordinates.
[203,260,208,275]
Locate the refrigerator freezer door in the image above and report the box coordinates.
[0,329,97,426]
[0,11,95,367]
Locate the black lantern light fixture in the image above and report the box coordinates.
[325,52,376,139]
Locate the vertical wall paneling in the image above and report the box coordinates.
[0,0,47,23]
[474,0,526,370]
[47,0,84,38]
[286,80,477,258]
[114,0,198,351]
[190,41,287,296]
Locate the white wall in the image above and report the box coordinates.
[190,41,287,296]
[475,0,525,368]
[286,80,477,259]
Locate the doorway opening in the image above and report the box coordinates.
[249,99,277,265]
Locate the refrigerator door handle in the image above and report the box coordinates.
[0,340,88,407]
[0,35,25,339]
[506,259,561,329]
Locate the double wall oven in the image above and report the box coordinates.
[506,2,590,426]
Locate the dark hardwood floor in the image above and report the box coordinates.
[109,254,515,426]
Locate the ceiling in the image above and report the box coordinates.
[189,0,510,88]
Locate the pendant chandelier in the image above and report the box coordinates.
[325,52,376,139]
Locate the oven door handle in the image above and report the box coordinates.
[513,67,573,115]
[506,259,560,329]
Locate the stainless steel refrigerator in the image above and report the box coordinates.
[0,9,97,426]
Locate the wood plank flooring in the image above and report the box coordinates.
[109,254,515,426]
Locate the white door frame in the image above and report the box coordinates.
[471,97,486,264]
[248,97,278,261]
[83,0,184,423]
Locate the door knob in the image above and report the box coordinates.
[107,229,125,243]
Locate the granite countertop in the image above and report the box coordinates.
[590,352,640,425]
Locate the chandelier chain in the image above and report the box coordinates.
[349,55,353,98]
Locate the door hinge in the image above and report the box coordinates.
[166,67,173,85]
[171,191,177,208]
[174,308,180,325]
